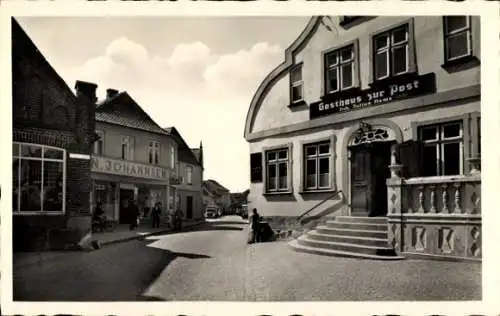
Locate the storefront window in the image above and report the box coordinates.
[419,121,463,177]
[12,142,66,213]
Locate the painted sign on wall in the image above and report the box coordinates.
[310,73,436,119]
[91,156,168,180]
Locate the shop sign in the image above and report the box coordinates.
[91,156,168,180]
[309,73,436,119]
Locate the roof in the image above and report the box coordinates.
[95,92,168,136]
[163,126,202,167]
[12,18,77,105]
[203,179,230,196]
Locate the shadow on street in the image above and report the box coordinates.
[13,237,211,302]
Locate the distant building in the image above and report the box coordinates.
[164,127,204,220]
[244,16,481,261]
[12,18,97,251]
[202,180,231,212]
[90,90,180,225]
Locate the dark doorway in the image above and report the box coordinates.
[186,196,193,219]
[119,189,135,224]
[349,141,393,217]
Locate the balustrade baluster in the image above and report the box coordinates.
[429,185,436,213]
[453,183,462,214]
[441,184,449,213]
[417,185,425,213]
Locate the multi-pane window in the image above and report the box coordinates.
[121,136,134,160]
[186,166,193,185]
[477,117,481,156]
[304,142,331,190]
[266,149,289,192]
[373,24,409,80]
[170,146,176,169]
[290,65,303,103]
[443,16,472,62]
[419,121,463,177]
[148,141,160,165]
[94,130,104,155]
[325,45,355,93]
[12,143,66,213]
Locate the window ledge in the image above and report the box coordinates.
[263,191,293,197]
[288,100,307,108]
[299,189,336,195]
[441,55,480,73]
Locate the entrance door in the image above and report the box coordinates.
[119,189,135,224]
[350,141,393,217]
[186,196,193,219]
[350,145,372,217]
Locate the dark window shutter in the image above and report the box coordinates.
[250,153,263,183]
[398,140,423,178]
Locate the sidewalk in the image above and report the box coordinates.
[13,219,205,270]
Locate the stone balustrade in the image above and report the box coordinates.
[386,162,481,261]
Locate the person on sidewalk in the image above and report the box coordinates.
[151,202,162,228]
[129,200,140,231]
[92,202,105,232]
[248,208,261,243]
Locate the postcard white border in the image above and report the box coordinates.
[1,1,499,316]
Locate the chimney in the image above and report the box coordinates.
[75,80,98,104]
[106,88,119,99]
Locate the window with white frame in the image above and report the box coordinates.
[419,121,463,177]
[186,166,193,185]
[121,136,134,160]
[304,142,331,190]
[266,149,289,192]
[373,24,410,80]
[12,143,66,214]
[325,45,355,94]
[290,65,303,103]
[94,130,104,156]
[170,145,176,169]
[148,141,160,165]
[443,16,472,62]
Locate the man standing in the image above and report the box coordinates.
[151,202,161,228]
[249,208,261,243]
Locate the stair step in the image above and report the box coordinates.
[306,230,389,247]
[315,226,388,239]
[334,216,388,224]
[325,221,388,231]
[288,239,404,261]
[297,235,394,255]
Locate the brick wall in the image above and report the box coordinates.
[12,19,96,251]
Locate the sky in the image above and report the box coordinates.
[17,16,310,193]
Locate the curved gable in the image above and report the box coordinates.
[243,16,322,140]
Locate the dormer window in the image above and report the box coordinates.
[290,64,303,104]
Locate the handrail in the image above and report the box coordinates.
[296,190,343,222]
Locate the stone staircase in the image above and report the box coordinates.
[288,216,404,260]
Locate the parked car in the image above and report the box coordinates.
[204,205,219,218]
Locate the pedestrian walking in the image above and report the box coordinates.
[128,200,140,231]
[151,202,162,228]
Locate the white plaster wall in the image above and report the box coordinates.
[251,16,480,134]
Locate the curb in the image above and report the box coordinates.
[14,221,206,270]
[95,220,206,248]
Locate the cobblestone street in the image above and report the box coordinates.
[13,216,481,301]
